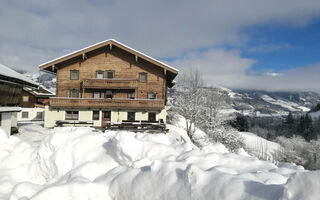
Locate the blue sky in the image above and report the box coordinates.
[243,19,320,73]
[0,0,320,92]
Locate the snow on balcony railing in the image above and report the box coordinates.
[49,97,165,109]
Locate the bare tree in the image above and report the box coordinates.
[173,68,204,137]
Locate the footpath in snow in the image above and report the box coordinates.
[0,123,319,200]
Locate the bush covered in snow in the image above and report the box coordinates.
[276,136,320,170]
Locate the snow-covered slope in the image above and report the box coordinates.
[239,132,280,162]
[226,89,320,116]
[0,124,319,200]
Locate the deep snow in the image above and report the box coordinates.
[0,124,319,200]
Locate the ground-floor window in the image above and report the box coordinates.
[65,111,79,120]
[127,112,135,121]
[92,111,100,120]
[22,112,29,119]
[36,112,43,120]
[148,112,156,122]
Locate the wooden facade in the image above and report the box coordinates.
[0,80,23,106]
[40,39,178,127]
[20,87,54,108]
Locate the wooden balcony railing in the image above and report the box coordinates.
[82,78,138,89]
[49,97,165,109]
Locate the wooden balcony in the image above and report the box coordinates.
[49,97,165,109]
[82,78,138,89]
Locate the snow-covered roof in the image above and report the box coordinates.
[0,107,21,113]
[39,39,179,74]
[0,64,38,87]
[24,85,55,96]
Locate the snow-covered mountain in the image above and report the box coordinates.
[24,71,320,116]
[23,72,56,93]
[222,88,320,116]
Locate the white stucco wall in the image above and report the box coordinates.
[44,107,167,128]
[17,107,44,121]
[0,112,18,137]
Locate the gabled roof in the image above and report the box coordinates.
[39,39,179,75]
[0,63,38,87]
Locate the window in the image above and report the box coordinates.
[127,91,135,99]
[148,112,156,122]
[22,96,29,102]
[66,111,79,120]
[106,70,114,79]
[70,89,79,98]
[92,111,100,120]
[36,112,43,120]
[22,112,29,119]
[147,92,156,99]
[105,90,113,99]
[70,70,79,80]
[93,91,101,99]
[96,70,104,79]
[127,112,135,121]
[139,72,147,82]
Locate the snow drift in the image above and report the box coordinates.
[0,125,318,200]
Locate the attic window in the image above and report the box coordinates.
[96,70,104,79]
[139,72,147,82]
[106,70,114,79]
[70,70,79,80]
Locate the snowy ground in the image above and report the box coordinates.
[0,123,319,200]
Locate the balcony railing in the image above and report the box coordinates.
[49,97,165,109]
[82,78,138,89]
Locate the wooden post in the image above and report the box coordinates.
[135,55,138,62]
[110,44,113,50]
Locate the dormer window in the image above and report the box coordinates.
[70,70,79,80]
[139,72,147,82]
[106,70,114,79]
[96,70,104,79]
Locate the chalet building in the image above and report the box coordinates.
[17,86,54,121]
[39,39,178,128]
[0,64,38,137]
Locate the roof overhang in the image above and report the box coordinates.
[39,39,178,85]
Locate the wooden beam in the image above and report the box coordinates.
[52,65,55,71]
[135,55,138,62]
[110,44,113,50]
[82,53,87,60]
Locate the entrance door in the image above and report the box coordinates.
[148,112,156,122]
[102,111,111,127]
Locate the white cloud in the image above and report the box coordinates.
[0,0,320,92]
[169,49,320,92]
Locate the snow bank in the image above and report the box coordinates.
[282,171,320,200]
[0,124,317,200]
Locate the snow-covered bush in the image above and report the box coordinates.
[207,128,245,153]
[275,136,320,169]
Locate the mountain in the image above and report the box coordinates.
[23,72,56,93]
[24,71,320,116]
[225,88,320,116]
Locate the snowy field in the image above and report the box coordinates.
[0,123,320,200]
